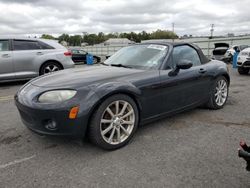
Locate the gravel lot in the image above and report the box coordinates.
[0,66,250,188]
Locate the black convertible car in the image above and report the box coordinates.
[15,42,230,150]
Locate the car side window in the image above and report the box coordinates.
[13,40,41,51]
[168,45,202,69]
[38,41,54,50]
[0,40,9,51]
[79,50,87,55]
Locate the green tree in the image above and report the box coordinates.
[41,34,55,40]
[58,34,70,43]
[150,29,178,39]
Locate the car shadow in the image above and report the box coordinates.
[0,80,28,88]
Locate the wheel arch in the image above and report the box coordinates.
[39,60,64,75]
[221,73,230,86]
[85,89,142,137]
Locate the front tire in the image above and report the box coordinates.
[206,76,229,109]
[88,94,139,150]
[238,67,249,75]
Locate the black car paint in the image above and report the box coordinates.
[15,42,230,137]
[71,49,100,63]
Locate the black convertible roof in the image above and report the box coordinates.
[143,41,210,64]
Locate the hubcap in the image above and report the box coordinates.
[100,100,135,145]
[44,65,60,74]
[215,79,228,106]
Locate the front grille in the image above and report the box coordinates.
[244,61,250,66]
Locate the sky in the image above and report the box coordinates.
[0,0,249,37]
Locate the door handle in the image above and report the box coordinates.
[199,68,207,74]
[36,52,43,55]
[2,54,11,58]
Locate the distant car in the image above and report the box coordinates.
[0,38,74,82]
[212,43,229,61]
[15,42,230,150]
[70,49,100,64]
[237,47,250,75]
[222,45,249,63]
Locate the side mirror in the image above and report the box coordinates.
[168,60,193,77]
[176,60,193,70]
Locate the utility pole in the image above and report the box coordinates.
[208,24,214,58]
[172,22,175,42]
[210,24,214,39]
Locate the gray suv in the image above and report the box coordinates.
[0,38,74,82]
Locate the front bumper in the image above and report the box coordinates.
[15,97,86,137]
[237,56,250,68]
[14,84,98,138]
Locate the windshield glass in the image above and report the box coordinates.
[104,44,168,69]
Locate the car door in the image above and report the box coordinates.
[79,50,87,62]
[72,50,87,63]
[159,45,210,113]
[0,39,14,80]
[12,39,43,78]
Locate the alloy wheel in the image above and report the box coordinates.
[100,100,135,145]
[43,65,60,74]
[215,79,228,106]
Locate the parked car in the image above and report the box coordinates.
[70,48,100,64]
[0,37,74,82]
[237,47,250,74]
[222,45,249,64]
[15,42,230,150]
[212,43,229,61]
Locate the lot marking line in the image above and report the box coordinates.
[0,95,14,102]
[0,155,36,169]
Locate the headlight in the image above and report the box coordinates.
[38,90,77,103]
[240,52,249,56]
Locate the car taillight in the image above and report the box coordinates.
[64,51,72,56]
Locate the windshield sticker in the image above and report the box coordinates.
[147,44,167,51]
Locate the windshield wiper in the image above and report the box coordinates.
[109,64,132,68]
[100,62,108,66]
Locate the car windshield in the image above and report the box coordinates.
[104,44,168,69]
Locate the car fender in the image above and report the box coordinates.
[90,81,142,110]
[33,51,64,72]
[208,60,230,84]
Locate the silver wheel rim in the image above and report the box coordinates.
[93,58,98,64]
[44,64,60,74]
[215,79,228,106]
[100,100,135,145]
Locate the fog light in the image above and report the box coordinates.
[45,120,57,130]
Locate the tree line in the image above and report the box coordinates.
[41,30,178,46]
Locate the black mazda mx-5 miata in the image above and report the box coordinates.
[15,42,230,150]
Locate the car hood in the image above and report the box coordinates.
[31,65,145,88]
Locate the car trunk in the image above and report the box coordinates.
[212,43,229,60]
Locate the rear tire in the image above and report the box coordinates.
[88,94,139,150]
[206,76,229,110]
[40,61,63,75]
[238,67,249,75]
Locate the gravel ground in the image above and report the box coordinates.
[0,66,249,188]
